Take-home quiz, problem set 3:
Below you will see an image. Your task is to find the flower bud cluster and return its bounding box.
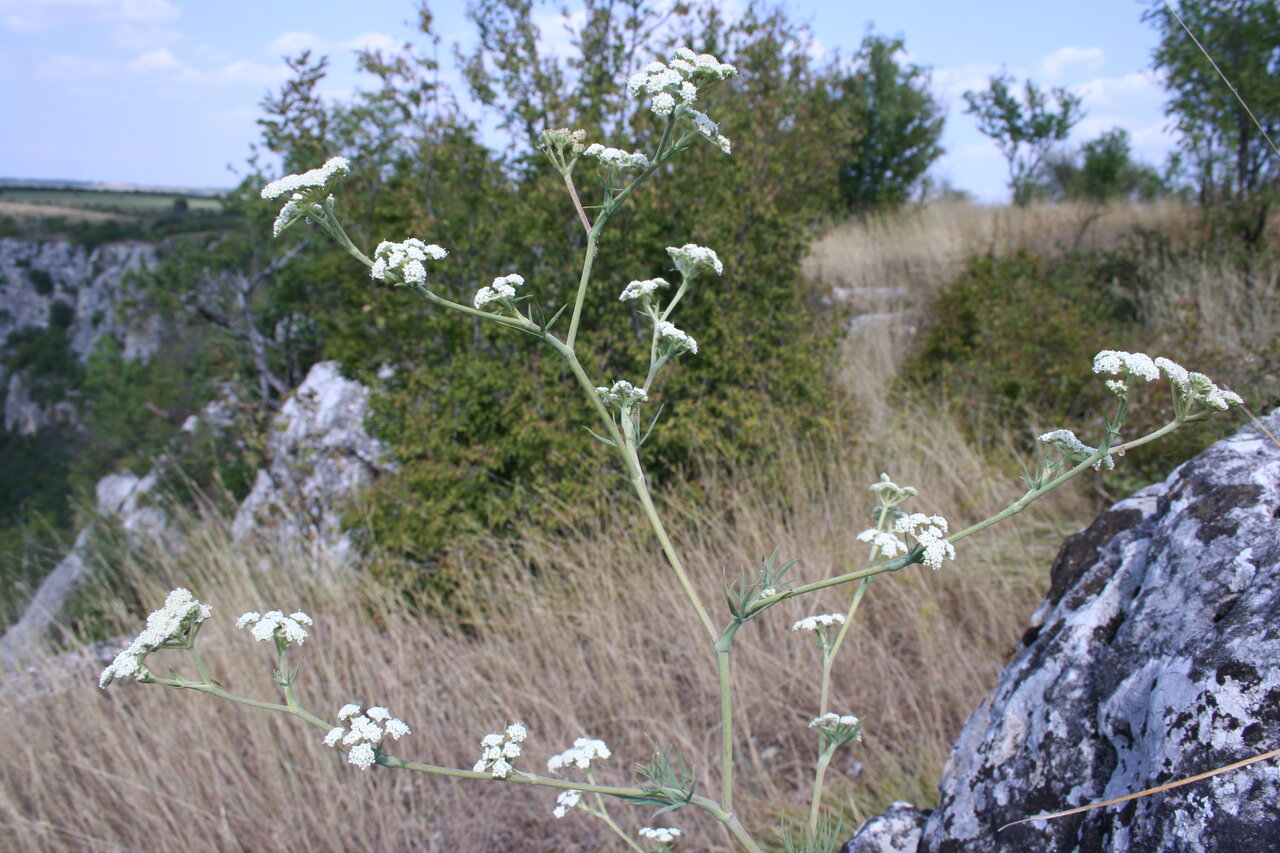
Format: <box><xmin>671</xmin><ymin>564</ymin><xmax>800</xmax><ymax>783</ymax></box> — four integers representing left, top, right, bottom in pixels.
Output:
<box><xmin>474</xmin><ymin>721</ymin><xmax>528</xmax><ymax>778</ymax></box>
<box><xmin>323</xmin><ymin>703</ymin><xmax>411</xmax><ymax>770</ymax></box>
<box><xmin>1094</xmin><ymin>350</ymin><xmax>1242</xmax><ymax>418</ymax></box>
<box><xmin>868</xmin><ymin>473</ymin><xmax>917</xmax><ymax>507</ymax></box>
<box><xmin>809</xmin><ymin>712</ymin><xmax>864</xmax><ymax>746</ymax></box>
<box><xmin>260</xmin><ymin>157</ymin><xmax>351</xmax><ymax>237</ymax></box>
<box><xmin>619</xmin><ymin>278</ymin><xmax>669</xmax><ymax>303</ymax></box>
<box><xmin>1039</xmin><ymin>428</ymin><xmax>1114</xmax><ymax>471</ymax></box>
<box><xmin>369</xmin><ymin>239</ymin><xmax>449</xmax><ymax>286</ymax></box>
<box><xmin>639</xmin><ymin>826</ymin><xmax>682</xmax><ymax>844</ymax></box>
<box><xmin>552</xmin><ymin>788</ymin><xmax>583</xmax><ymax>818</ymax></box>
<box><xmin>596</xmin><ymin>380</ymin><xmax>648</xmax><ymax>411</ymax></box>
<box><xmin>855</xmin><ymin>528</ymin><xmax>909</xmax><ymax>558</ymax></box>
<box><xmin>894</xmin><ymin>513</ymin><xmax>955</xmax><ymax>570</ymax></box>
<box><xmin>474</xmin><ymin>273</ymin><xmax>526</xmax><ymax>310</ymax></box>
<box><xmin>656</xmin><ymin>320</ymin><xmax>698</xmax><ymax>355</ymax></box>
<box><xmin>540</xmin><ymin>127</ymin><xmax>587</xmax><ymax>157</ymax></box>
<box><xmin>666</xmin><ymin>243</ymin><xmax>723</xmax><ymax>280</ymax></box>
<box><xmin>235</xmin><ymin>609</ymin><xmax>313</xmax><ymax>646</ymax></box>
<box><xmin>547</xmin><ymin>737</ymin><xmax>612</xmax><ymax>772</ymax></box>
<box><xmin>583</xmin><ymin>143</ymin><xmax>651</xmax><ymax>171</ymax></box>
<box><xmin>99</xmin><ymin>588</ymin><xmax>212</xmax><ymax>688</ymax></box>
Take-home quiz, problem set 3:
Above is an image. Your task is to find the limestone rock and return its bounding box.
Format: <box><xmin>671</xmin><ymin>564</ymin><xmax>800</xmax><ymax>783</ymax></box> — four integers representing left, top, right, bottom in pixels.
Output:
<box><xmin>232</xmin><ymin>361</ymin><xmax>393</xmax><ymax>569</ymax></box>
<box><xmin>847</xmin><ymin>410</ymin><xmax>1280</xmax><ymax>852</ymax></box>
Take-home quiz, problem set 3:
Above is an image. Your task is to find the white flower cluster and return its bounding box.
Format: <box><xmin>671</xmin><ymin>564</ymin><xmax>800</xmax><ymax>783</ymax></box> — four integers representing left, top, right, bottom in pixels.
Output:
<box><xmin>792</xmin><ymin>613</ymin><xmax>845</xmax><ymax>632</ymax></box>
<box><xmin>809</xmin><ymin>712</ymin><xmax>860</xmax><ymax>730</ymax></box>
<box><xmin>583</xmin><ymin>143</ymin><xmax>651</xmax><ymax>171</ymax></box>
<box><xmin>894</xmin><ymin>513</ymin><xmax>955</xmax><ymax>570</ymax></box>
<box><xmin>1154</xmin><ymin>356</ymin><xmax>1242</xmax><ymax>412</ymax></box>
<box><xmin>596</xmin><ymin>379</ymin><xmax>648</xmax><ymax>409</ymax></box>
<box><xmin>619</xmin><ymin>277</ymin><xmax>669</xmax><ymax>302</ymax></box>
<box><xmin>656</xmin><ymin>320</ymin><xmax>698</xmax><ymax>355</ymax></box>
<box><xmin>855</xmin><ymin>528</ymin><xmax>909</xmax><ymax>558</ymax></box>
<box><xmin>261</xmin><ymin>157</ymin><xmax>351</xmax><ymax>201</ymax></box>
<box><xmin>639</xmin><ymin>826</ymin><xmax>682</xmax><ymax>844</ymax></box>
<box><xmin>323</xmin><ymin>703</ymin><xmax>411</xmax><ymax>770</ymax></box>
<box><xmin>868</xmin><ymin>473</ymin><xmax>917</xmax><ymax>506</ymax></box>
<box><xmin>260</xmin><ymin>157</ymin><xmax>351</xmax><ymax>237</ymax></box>
<box><xmin>99</xmin><ymin>589</ymin><xmax>212</xmax><ymax>688</ymax></box>
<box><xmin>541</xmin><ymin>127</ymin><xmax>587</xmax><ymax>156</ymax></box>
<box><xmin>1093</xmin><ymin>349</ymin><xmax>1160</xmax><ymax>381</ymax></box>
<box><xmin>667</xmin><ymin>243</ymin><xmax>723</xmax><ymax>280</ymax></box>
<box><xmin>1039</xmin><ymin>428</ymin><xmax>1114</xmax><ymax>471</ymax></box>
<box><xmin>474</xmin><ymin>721</ymin><xmax>528</xmax><ymax>778</ymax></box>
<box><xmin>235</xmin><ymin>609</ymin><xmax>313</xmax><ymax>645</ymax></box>
<box><xmin>474</xmin><ymin>273</ymin><xmax>526</xmax><ymax>310</ymax></box>
<box><xmin>626</xmin><ymin>48</ymin><xmax>736</xmax><ymax>152</ymax></box>
<box><xmin>369</xmin><ymin>238</ymin><xmax>449</xmax><ymax>286</ymax></box>
<box><xmin>552</xmin><ymin>788</ymin><xmax>582</xmax><ymax>819</ymax></box>
<box><xmin>547</xmin><ymin>737</ymin><xmax>612</xmax><ymax>772</ymax></box>
<box><xmin>684</xmin><ymin>108</ymin><xmax>732</xmax><ymax>154</ymax></box>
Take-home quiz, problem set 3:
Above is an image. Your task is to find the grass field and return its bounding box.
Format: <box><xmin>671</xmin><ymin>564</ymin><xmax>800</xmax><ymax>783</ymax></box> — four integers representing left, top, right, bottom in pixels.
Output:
<box><xmin>0</xmin><ymin>200</ymin><xmax>1271</xmax><ymax>852</ymax></box>
<box><xmin>0</xmin><ymin>187</ymin><xmax>224</xmax><ymax>218</ymax></box>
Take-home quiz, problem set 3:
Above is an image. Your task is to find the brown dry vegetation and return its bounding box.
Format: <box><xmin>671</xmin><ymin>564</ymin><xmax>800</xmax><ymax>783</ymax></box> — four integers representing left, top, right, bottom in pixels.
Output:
<box><xmin>2</xmin><ymin>200</ymin><xmax>1270</xmax><ymax>852</ymax></box>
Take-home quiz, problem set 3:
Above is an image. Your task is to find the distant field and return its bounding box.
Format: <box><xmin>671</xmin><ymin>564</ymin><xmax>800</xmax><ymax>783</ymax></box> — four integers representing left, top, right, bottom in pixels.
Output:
<box><xmin>0</xmin><ymin>187</ymin><xmax>223</xmax><ymax>217</ymax></box>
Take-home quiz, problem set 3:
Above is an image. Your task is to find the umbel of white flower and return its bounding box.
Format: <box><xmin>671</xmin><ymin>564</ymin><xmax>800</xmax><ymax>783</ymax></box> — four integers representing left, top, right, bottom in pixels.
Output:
<box><xmin>474</xmin><ymin>721</ymin><xmax>528</xmax><ymax>778</ymax></box>
<box><xmin>639</xmin><ymin>826</ymin><xmax>683</xmax><ymax>844</ymax></box>
<box><xmin>1092</xmin><ymin>350</ymin><xmax>1242</xmax><ymax>415</ymax></box>
<box><xmin>547</xmin><ymin>737</ymin><xmax>612</xmax><ymax>773</ymax></box>
<box><xmin>99</xmin><ymin>588</ymin><xmax>212</xmax><ymax>687</ymax></box>
<box><xmin>583</xmin><ymin>143</ymin><xmax>651</xmax><ymax>171</ymax></box>
<box><xmin>596</xmin><ymin>379</ymin><xmax>648</xmax><ymax>411</ymax></box>
<box><xmin>656</xmin><ymin>320</ymin><xmax>698</xmax><ymax>355</ymax></box>
<box><xmin>894</xmin><ymin>512</ymin><xmax>956</xmax><ymax>570</ymax></box>
<box><xmin>1039</xmin><ymin>428</ymin><xmax>1115</xmax><ymax>471</ymax></box>
<box><xmin>260</xmin><ymin>156</ymin><xmax>350</xmax><ymax>237</ymax></box>
<box><xmin>323</xmin><ymin>703</ymin><xmax>412</xmax><ymax>770</ymax></box>
<box><xmin>619</xmin><ymin>277</ymin><xmax>669</xmax><ymax>303</ymax></box>
<box><xmin>792</xmin><ymin>613</ymin><xmax>845</xmax><ymax>633</ymax></box>
<box><xmin>369</xmin><ymin>239</ymin><xmax>449</xmax><ymax>287</ymax></box>
<box><xmin>667</xmin><ymin>243</ymin><xmax>723</xmax><ymax>281</ymax></box>
<box><xmin>235</xmin><ymin>609</ymin><xmax>313</xmax><ymax>645</ymax></box>
<box><xmin>474</xmin><ymin>273</ymin><xmax>526</xmax><ymax>310</ymax></box>
<box><xmin>552</xmin><ymin>788</ymin><xmax>583</xmax><ymax>819</ymax></box>
<box><xmin>627</xmin><ymin>48</ymin><xmax>737</xmax><ymax>153</ymax></box>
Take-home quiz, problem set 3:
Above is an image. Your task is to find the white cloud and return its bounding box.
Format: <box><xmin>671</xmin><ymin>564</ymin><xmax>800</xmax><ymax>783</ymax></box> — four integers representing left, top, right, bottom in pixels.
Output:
<box><xmin>35</xmin><ymin>53</ymin><xmax>119</xmax><ymax>81</ymax></box>
<box><xmin>216</xmin><ymin>59</ymin><xmax>289</xmax><ymax>86</ymax></box>
<box><xmin>1040</xmin><ymin>46</ymin><xmax>1105</xmax><ymax>81</ymax></box>
<box><xmin>1</xmin><ymin>0</ymin><xmax>180</xmax><ymax>46</ymax></box>
<box><xmin>267</xmin><ymin>31</ymin><xmax>325</xmax><ymax>58</ymax></box>
<box><xmin>931</xmin><ymin>62</ymin><xmax>1006</xmax><ymax>102</ymax></box>
<box><xmin>1070</xmin><ymin>70</ymin><xmax>1164</xmax><ymax>110</ymax></box>
<box><xmin>344</xmin><ymin>32</ymin><xmax>402</xmax><ymax>56</ymax></box>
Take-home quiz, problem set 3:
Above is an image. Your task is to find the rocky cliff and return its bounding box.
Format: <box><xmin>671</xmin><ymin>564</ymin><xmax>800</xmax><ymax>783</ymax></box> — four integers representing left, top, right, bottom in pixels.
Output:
<box><xmin>845</xmin><ymin>409</ymin><xmax>1280</xmax><ymax>852</ymax></box>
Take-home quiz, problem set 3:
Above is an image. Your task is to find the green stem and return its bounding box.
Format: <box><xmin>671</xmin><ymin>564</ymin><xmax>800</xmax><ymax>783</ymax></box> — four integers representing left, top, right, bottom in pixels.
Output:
<box><xmin>589</xmin><ymin>804</ymin><xmax>646</xmax><ymax>853</ymax></box>
<box><xmin>565</xmin><ymin>228</ymin><xmax>600</xmax><ymax>351</ymax></box>
<box><xmin>148</xmin><ymin>675</ymin><xmax>332</xmax><ymax>730</ymax></box>
<box><xmin>716</xmin><ymin>625</ymin><xmax>740</xmax><ymax>812</ymax></box>
<box><xmin>808</xmin><ymin>749</ymin><xmax>834</xmax><ymax>833</ymax></box>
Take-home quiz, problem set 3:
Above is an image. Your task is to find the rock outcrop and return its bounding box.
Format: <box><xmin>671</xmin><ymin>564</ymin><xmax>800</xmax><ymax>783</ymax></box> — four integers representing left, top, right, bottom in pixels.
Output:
<box><xmin>845</xmin><ymin>410</ymin><xmax>1280</xmax><ymax>853</ymax></box>
<box><xmin>232</xmin><ymin>360</ymin><xmax>393</xmax><ymax>570</ymax></box>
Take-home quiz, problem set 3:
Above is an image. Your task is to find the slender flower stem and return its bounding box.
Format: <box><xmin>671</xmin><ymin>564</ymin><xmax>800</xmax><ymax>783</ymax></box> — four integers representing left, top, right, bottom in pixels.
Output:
<box><xmin>808</xmin><ymin>749</ymin><xmax>834</xmax><ymax>833</ymax></box>
<box><xmin>565</xmin><ymin>228</ymin><xmax>600</xmax><ymax>350</ymax></box>
<box><xmin>563</xmin><ymin>172</ymin><xmax>592</xmax><ymax>236</ymax></box>
<box><xmin>716</xmin><ymin>625</ymin><xmax>741</xmax><ymax>812</ymax></box>
<box><xmin>588</xmin><ymin>804</ymin><xmax>647</xmax><ymax>853</ymax></box>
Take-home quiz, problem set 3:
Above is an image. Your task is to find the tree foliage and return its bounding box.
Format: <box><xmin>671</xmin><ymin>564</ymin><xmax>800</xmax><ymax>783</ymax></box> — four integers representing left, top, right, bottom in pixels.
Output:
<box><xmin>1145</xmin><ymin>0</ymin><xmax>1280</xmax><ymax>246</ymax></box>
<box><xmin>963</xmin><ymin>72</ymin><xmax>1084</xmax><ymax>206</ymax></box>
<box><xmin>832</xmin><ymin>32</ymin><xmax>945</xmax><ymax>214</ymax></box>
<box><xmin>1040</xmin><ymin>127</ymin><xmax>1171</xmax><ymax>203</ymax></box>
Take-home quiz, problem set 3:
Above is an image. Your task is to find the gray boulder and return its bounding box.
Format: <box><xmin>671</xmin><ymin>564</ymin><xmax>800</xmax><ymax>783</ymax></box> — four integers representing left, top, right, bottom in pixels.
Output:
<box><xmin>846</xmin><ymin>409</ymin><xmax>1280</xmax><ymax>852</ymax></box>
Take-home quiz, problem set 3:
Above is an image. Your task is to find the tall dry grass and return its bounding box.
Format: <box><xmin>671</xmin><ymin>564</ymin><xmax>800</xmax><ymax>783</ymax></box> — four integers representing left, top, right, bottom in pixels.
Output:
<box><xmin>14</xmin><ymin>198</ymin><xmax>1267</xmax><ymax>852</ymax></box>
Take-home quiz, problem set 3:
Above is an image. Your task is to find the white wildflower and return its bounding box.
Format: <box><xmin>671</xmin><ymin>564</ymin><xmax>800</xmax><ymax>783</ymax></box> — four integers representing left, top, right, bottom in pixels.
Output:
<box><xmin>596</xmin><ymin>380</ymin><xmax>648</xmax><ymax>409</ymax></box>
<box><xmin>760</xmin><ymin>587</ymin><xmax>780</xmax><ymax>598</ymax></box>
<box><xmin>347</xmin><ymin>742</ymin><xmax>376</xmax><ymax>770</ymax></box>
<box><xmin>656</xmin><ymin>320</ymin><xmax>698</xmax><ymax>355</ymax></box>
<box><xmin>237</xmin><ymin>609</ymin><xmax>311</xmax><ymax>646</ymax></box>
<box><xmin>868</xmin><ymin>473</ymin><xmax>917</xmax><ymax>505</ymax></box>
<box><xmin>547</xmin><ymin>737</ymin><xmax>612</xmax><ymax>773</ymax></box>
<box><xmin>639</xmin><ymin>826</ymin><xmax>682</xmax><ymax>843</ymax></box>
<box><xmin>261</xmin><ymin>156</ymin><xmax>350</xmax><ymax>201</ymax></box>
<box><xmin>1093</xmin><ymin>350</ymin><xmax>1159</xmax><ymax>382</ymax></box>
<box><xmin>369</xmin><ymin>238</ymin><xmax>448</xmax><ymax>286</ymax></box>
<box><xmin>323</xmin><ymin>701</ymin><xmax>409</xmax><ymax>770</ymax></box>
<box><xmin>1039</xmin><ymin>428</ymin><xmax>1113</xmax><ymax>471</ymax></box>
<box><xmin>99</xmin><ymin>588</ymin><xmax>212</xmax><ymax>687</ymax></box>
<box><xmin>1155</xmin><ymin>356</ymin><xmax>1243</xmax><ymax>414</ymax></box>
<box><xmin>792</xmin><ymin>613</ymin><xmax>846</xmax><ymax>632</ymax></box>
<box><xmin>667</xmin><ymin>243</ymin><xmax>723</xmax><ymax>280</ymax></box>
<box><xmin>582</xmin><ymin>143</ymin><xmax>651</xmax><ymax>170</ymax></box>
<box><xmin>856</xmin><ymin>529</ymin><xmax>909</xmax><ymax>558</ymax></box>
<box><xmin>476</xmin><ymin>722</ymin><xmax>528</xmax><ymax>778</ymax></box>
<box><xmin>474</xmin><ymin>273</ymin><xmax>526</xmax><ymax>310</ymax></box>
<box><xmin>620</xmin><ymin>278</ymin><xmax>670</xmax><ymax>302</ymax></box>
<box><xmin>553</xmin><ymin>788</ymin><xmax>583</xmax><ymax>818</ymax></box>
<box><xmin>809</xmin><ymin>712</ymin><xmax>860</xmax><ymax>729</ymax></box>
<box><xmin>324</xmin><ymin>727</ymin><xmax>344</xmax><ymax>747</ymax></box>
<box><xmin>338</xmin><ymin>704</ymin><xmax>361</xmax><ymax>721</ymax></box>
<box><xmin>894</xmin><ymin>513</ymin><xmax>955</xmax><ymax>570</ymax></box>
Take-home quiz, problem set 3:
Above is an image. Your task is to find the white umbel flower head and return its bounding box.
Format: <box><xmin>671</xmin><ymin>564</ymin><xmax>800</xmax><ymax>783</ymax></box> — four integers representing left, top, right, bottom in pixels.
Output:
<box><xmin>98</xmin><ymin>588</ymin><xmax>213</xmax><ymax>687</ymax></box>
<box><xmin>369</xmin><ymin>238</ymin><xmax>449</xmax><ymax>287</ymax></box>
<box><xmin>868</xmin><ymin>473</ymin><xmax>917</xmax><ymax>506</ymax></box>
<box><xmin>666</xmin><ymin>243</ymin><xmax>723</xmax><ymax>280</ymax></box>
<box><xmin>553</xmin><ymin>788</ymin><xmax>583</xmax><ymax>818</ymax></box>
<box><xmin>236</xmin><ymin>609</ymin><xmax>312</xmax><ymax>646</ymax></box>
<box><xmin>474</xmin><ymin>273</ymin><xmax>526</xmax><ymax>310</ymax></box>
<box><xmin>894</xmin><ymin>513</ymin><xmax>956</xmax><ymax>570</ymax></box>
<box><xmin>639</xmin><ymin>826</ymin><xmax>683</xmax><ymax>844</ymax></box>
<box><xmin>547</xmin><ymin>737</ymin><xmax>612</xmax><ymax>773</ymax></box>
<box><xmin>656</xmin><ymin>320</ymin><xmax>698</xmax><ymax>355</ymax></box>
<box><xmin>626</xmin><ymin>48</ymin><xmax>736</xmax><ymax>153</ymax></box>
<box><xmin>856</xmin><ymin>529</ymin><xmax>909</xmax><ymax>558</ymax></box>
<box><xmin>322</xmin><ymin>701</ymin><xmax>411</xmax><ymax>770</ymax></box>
<box><xmin>583</xmin><ymin>143</ymin><xmax>651</xmax><ymax>171</ymax></box>
<box><xmin>792</xmin><ymin>613</ymin><xmax>846</xmax><ymax>632</ymax></box>
<box><xmin>260</xmin><ymin>157</ymin><xmax>351</xmax><ymax>237</ymax></box>
<box><xmin>808</xmin><ymin>712</ymin><xmax>864</xmax><ymax>746</ymax></box>
<box><xmin>1039</xmin><ymin>428</ymin><xmax>1114</xmax><ymax>471</ymax></box>
<box><xmin>1093</xmin><ymin>350</ymin><xmax>1160</xmax><ymax>382</ymax></box>
<box><xmin>596</xmin><ymin>380</ymin><xmax>648</xmax><ymax>410</ymax></box>
<box><xmin>474</xmin><ymin>722</ymin><xmax>528</xmax><ymax>778</ymax></box>
<box><xmin>1154</xmin><ymin>356</ymin><xmax>1243</xmax><ymax>417</ymax></box>
<box><xmin>620</xmin><ymin>277</ymin><xmax>670</xmax><ymax>302</ymax></box>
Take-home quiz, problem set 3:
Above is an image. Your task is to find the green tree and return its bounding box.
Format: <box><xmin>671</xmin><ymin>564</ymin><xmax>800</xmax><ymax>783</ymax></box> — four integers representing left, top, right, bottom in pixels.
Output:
<box><xmin>1041</xmin><ymin>127</ymin><xmax>1170</xmax><ymax>203</ymax></box>
<box><xmin>832</xmin><ymin>32</ymin><xmax>945</xmax><ymax>214</ymax></box>
<box><xmin>963</xmin><ymin>72</ymin><xmax>1084</xmax><ymax>206</ymax></box>
<box><xmin>1145</xmin><ymin>0</ymin><xmax>1280</xmax><ymax>246</ymax></box>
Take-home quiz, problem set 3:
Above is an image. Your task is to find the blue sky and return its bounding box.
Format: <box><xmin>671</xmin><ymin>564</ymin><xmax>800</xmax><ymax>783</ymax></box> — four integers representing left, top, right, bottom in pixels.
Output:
<box><xmin>0</xmin><ymin>0</ymin><xmax>1174</xmax><ymax>202</ymax></box>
